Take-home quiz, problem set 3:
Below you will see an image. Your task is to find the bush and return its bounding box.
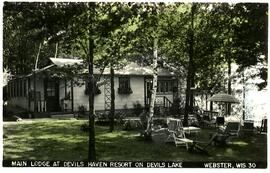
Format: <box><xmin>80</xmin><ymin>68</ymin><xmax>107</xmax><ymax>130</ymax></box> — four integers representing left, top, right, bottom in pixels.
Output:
<box><xmin>95</xmin><ymin>112</ymin><xmax>110</xmax><ymax>126</ymax></box>
<box><xmin>153</xmin><ymin>119</ymin><xmax>168</xmax><ymax>128</ymax></box>
<box><xmin>95</xmin><ymin>120</ymin><xmax>112</xmax><ymax>126</ymax></box>
<box><xmin>170</xmin><ymin>98</ymin><xmax>181</xmax><ymax>115</ymax></box>
<box><xmin>115</xmin><ymin>111</ymin><xmax>126</xmax><ymax>126</ymax></box>
<box><xmin>133</xmin><ymin>101</ymin><xmax>143</xmax><ymax>116</ymax></box>
<box><xmin>78</xmin><ymin>105</ymin><xmax>86</xmax><ymax>117</ymax></box>
<box><xmin>80</xmin><ymin>123</ymin><xmax>90</xmax><ymax>132</ymax></box>
<box><xmin>139</xmin><ymin>111</ymin><xmax>148</xmax><ymax>130</ymax></box>
<box><xmin>122</xmin><ymin>119</ymin><xmax>143</xmax><ymax>131</ymax></box>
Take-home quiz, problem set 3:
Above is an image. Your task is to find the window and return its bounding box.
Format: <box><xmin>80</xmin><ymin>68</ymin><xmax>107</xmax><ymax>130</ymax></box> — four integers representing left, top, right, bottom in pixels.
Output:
<box><xmin>157</xmin><ymin>80</ymin><xmax>173</xmax><ymax>94</ymax></box>
<box><xmin>118</xmin><ymin>76</ymin><xmax>132</xmax><ymax>94</ymax></box>
<box><xmin>85</xmin><ymin>80</ymin><xmax>101</xmax><ymax>95</ymax></box>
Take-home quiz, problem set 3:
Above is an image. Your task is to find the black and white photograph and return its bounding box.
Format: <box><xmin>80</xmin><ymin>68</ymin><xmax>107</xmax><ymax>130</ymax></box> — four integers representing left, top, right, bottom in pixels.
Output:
<box><xmin>1</xmin><ymin>0</ymin><xmax>268</xmax><ymax>169</ymax></box>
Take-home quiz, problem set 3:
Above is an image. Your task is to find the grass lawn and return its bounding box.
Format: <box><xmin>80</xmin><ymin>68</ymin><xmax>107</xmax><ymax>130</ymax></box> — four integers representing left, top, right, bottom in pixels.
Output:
<box><xmin>3</xmin><ymin>119</ymin><xmax>267</xmax><ymax>162</ymax></box>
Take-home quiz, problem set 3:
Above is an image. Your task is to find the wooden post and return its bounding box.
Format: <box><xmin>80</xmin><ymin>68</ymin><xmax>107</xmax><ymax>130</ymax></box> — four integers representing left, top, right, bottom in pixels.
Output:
<box><xmin>33</xmin><ymin>72</ymin><xmax>37</xmax><ymax>117</ymax></box>
<box><xmin>242</xmin><ymin>70</ymin><xmax>246</xmax><ymax>121</ymax></box>
<box><xmin>205</xmin><ymin>94</ymin><xmax>208</xmax><ymax>111</ymax></box>
<box><xmin>28</xmin><ymin>77</ymin><xmax>31</xmax><ymax>112</ymax></box>
<box><xmin>71</xmin><ymin>79</ymin><xmax>74</xmax><ymax>112</ymax></box>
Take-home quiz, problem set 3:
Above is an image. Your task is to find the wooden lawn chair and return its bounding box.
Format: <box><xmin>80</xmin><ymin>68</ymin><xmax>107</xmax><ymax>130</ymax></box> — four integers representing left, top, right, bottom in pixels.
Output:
<box><xmin>260</xmin><ymin>119</ymin><xmax>267</xmax><ymax>134</ymax></box>
<box><xmin>204</xmin><ymin>122</ymin><xmax>241</xmax><ymax>148</ymax></box>
<box><xmin>242</xmin><ymin>121</ymin><xmax>254</xmax><ymax>135</ymax></box>
<box><xmin>166</xmin><ymin>118</ymin><xmax>207</xmax><ymax>154</ymax></box>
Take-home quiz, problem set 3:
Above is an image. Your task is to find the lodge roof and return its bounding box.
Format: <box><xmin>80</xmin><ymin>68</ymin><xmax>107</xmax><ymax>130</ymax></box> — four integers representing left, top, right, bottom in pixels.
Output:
<box><xmin>10</xmin><ymin>58</ymin><xmax>175</xmax><ymax>80</ymax></box>
<box><xmin>51</xmin><ymin>58</ymin><xmax>175</xmax><ymax>76</ymax></box>
<box><xmin>92</xmin><ymin>62</ymin><xmax>175</xmax><ymax>76</ymax></box>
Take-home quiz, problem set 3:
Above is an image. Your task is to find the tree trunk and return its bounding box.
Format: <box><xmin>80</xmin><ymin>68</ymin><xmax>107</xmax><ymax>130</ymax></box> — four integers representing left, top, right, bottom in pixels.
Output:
<box><xmin>88</xmin><ymin>35</ymin><xmax>96</xmax><ymax>161</ymax></box>
<box><xmin>184</xmin><ymin>71</ymin><xmax>191</xmax><ymax>126</ymax></box>
<box><xmin>109</xmin><ymin>65</ymin><xmax>115</xmax><ymax>132</ymax></box>
<box><xmin>242</xmin><ymin>69</ymin><xmax>246</xmax><ymax>120</ymax></box>
<box><xmin>190</xmin><ymin>69</ymin><xmax>195</xmax><ymax>111</ymax></box>
<box><xmin>184</xmin><ymin>4</ymin><xmax>195</xmax><ymax>126</ymax></box>
<box><xmin>87</xmin><ymin>2</ymin><xmax>96</xmax><ymax>160</ymax></box>
<box><xmin>145</xmin><ymin>38</ymin><xmax>158</xmax><ymax>137</ymax></box>
<box><xmin>227</xmin><ymin>55</ymin><xmax>232</xmax><ymax>115</ymax></box>
<box><xmin>33</xmin><ymin>42</ymin><xmax>42</xmax><ymax>117</ymax></box>
<box><xmin>87</xmin><ymin>2</ymin><xmax>96</xmax><ymax>161</ymax></box>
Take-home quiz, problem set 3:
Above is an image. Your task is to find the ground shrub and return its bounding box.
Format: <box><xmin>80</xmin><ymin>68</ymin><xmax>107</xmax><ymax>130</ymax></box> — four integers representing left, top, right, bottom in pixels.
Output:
<box><xmin>132</xmin><ymin>101</ymin><xmax>143</xmax><ymax>116</ymax></box>
<box><xmin>122</xmin><ymin>120</ymin><xmax>143</xmax><ymax>131</ymax></box>
<box><xmin>80</xmin><ymin>123</ymin><xmax>90</xmax><ymax>132</ymax></box>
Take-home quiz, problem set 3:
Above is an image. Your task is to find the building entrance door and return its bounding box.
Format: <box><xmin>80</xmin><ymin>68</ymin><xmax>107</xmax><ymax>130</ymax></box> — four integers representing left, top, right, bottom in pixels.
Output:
<box><xmin>44</xmin><ymin>78</ymin><xmax>60</xmax><ymax>112</ymax></box>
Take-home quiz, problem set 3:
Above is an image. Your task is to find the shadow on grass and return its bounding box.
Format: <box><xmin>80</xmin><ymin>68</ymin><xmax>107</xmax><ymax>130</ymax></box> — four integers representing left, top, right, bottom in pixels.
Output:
<box><xmin>4</xmin><ymin>120</ymin><xmax>89</xmax><ymax>160</ymax></box>
<box><xmin>3</xmin><ymin>120</ymin><xmax>267</xmax><ymax>162</ymax></box>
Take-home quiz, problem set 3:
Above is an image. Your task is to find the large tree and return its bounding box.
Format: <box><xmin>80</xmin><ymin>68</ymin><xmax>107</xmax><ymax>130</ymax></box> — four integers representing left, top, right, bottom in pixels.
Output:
<box><xmin>233</xmin><ymin>3</ymin><xmax>268</xmax><ymax>90</ymax></box>
<box><xmin>3</xmin><ymin>1</ymin><xmax>141</xmax><ymax>160</ymax></box>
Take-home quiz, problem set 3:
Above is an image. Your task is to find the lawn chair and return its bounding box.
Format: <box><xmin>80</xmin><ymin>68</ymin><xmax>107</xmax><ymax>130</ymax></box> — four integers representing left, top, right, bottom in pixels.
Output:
<box><xmin>216</xmin><ymin>117</ymin><xmax>225</xmax><ymax>127</ymax></box>
<box><xmin>222</xmin><ymin>122</ymin><xmax>241</xmax><ymax>136</ymax></box>
<box><xmin>165</xmin><ymin>118</ymin><xmax>208</xmax><ymax>154</ymax></box>
<box><xmin>165</xmin><ymin>118</ymin><xmax>192</xmax><ymax>149</ymax></box>
<box><xmin>242</xmin><ymin>121</ymin><xmax>254</xmax><ymax>135</ymax></box>
<box><xmin>206</xmin><ymin>122</ymin><xmax>241</xmax><ymax>147</ymax></box>
<box><xmin>260</xmin><ymin>119</ymin><xmax>267</xmax><ymax>134</ymax></box>
<box><xmin>201</xmin><ymin>111</ymin><xmax>218</xmax><ymax>127</ymax></box>
<box><xmin>165</xmin><ymin>118</ymin><xmax>182</xmax><ymax>142</ymax></box>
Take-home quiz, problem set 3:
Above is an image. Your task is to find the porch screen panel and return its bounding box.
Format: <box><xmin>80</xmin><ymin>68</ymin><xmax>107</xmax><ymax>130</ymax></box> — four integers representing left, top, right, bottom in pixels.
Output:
<box><xmin>12</xmin><ymin>81</ymin><xmax>14</xmax><ymax>97</ymax></box>
<box><xmin>16</xmin><ymin>80</ymin><xmax>19</xmax><ymax>97</ymax></box>
<box><xmin>19</xmin><ymin>80</ymin><xmax>22</xmax><ymax>97</ymax></box>
<box><xmin>23</xmin><ymin>80</ymin><xmax>27</xmax><ymax>97</ymax></box>
<box><xmin>47</xmin><ymin>81</ymin><xmax>56</xmax><ymax>96</ymax></box>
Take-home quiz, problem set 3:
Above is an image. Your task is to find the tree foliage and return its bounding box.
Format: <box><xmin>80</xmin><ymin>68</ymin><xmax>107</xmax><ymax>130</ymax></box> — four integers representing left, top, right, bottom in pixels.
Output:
<box><xmin>3</xmin><ymin>2</ymin><xmax>268</xmax><ymax>143</ymax></box>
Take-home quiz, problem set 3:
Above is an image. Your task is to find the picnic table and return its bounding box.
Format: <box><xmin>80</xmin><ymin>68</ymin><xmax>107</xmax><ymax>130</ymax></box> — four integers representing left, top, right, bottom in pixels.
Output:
<box><xmin>183</xmin><ymin>126</ymin><xmax>201</xmax><ymax>134</ymax></box>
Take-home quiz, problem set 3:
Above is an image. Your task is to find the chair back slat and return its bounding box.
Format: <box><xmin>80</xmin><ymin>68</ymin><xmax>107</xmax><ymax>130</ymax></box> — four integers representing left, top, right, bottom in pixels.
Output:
<box><xmin>167</xmin><ymin>118</ymin><xmax>183</xmax><ymax>132</ymax></box>
<box><xmin>216</xmin><ymin>117</ymin><xmax>225</xmax><ymax>126</ymax></box>
<box><xmin>261</xmin><ymin>119</ymin><xmax>267</xmax><ymax>133</ymax></box>
<box><xmin>224</xmin><ymin>122</ymin><xmax>240</xmax><ymax>135</ymax></box>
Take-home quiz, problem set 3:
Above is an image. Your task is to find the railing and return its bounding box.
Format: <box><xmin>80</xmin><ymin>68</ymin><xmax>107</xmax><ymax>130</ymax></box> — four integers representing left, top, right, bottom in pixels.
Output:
<box><xmin>32</xmin><ymin>100</ymin><xmax>46</xmax><ymax>112</ymax></box>
<box><xmin>155</xmin><ymin>96</ymin><xmax>173</xmax><ymax>108</ymax></box>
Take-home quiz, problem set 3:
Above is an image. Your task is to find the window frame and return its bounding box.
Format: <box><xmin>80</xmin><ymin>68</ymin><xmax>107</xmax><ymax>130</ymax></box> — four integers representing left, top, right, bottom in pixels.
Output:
<box><xmin>118</xmin><ymin>76</ymin><xmax>132</xmax><ymax>94</ymax></box>
<box><xmin>156</xmin><ymin>80</ymin><xmax>173</xmax><ymax>94</ymax></box>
